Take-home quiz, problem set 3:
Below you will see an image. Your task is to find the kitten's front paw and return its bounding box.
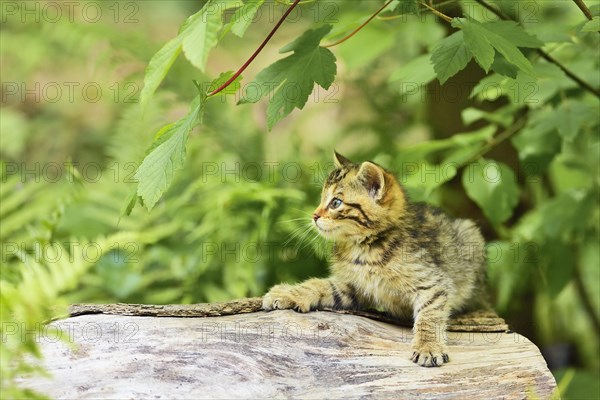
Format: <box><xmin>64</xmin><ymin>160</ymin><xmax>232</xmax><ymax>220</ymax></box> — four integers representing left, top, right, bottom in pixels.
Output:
<box><xmin>262</xmin><ymin>284</ymin><xmax>312</xmax><ymax>313</ymax></box>
<box><xmin>410</xmin><ymin>342</ymin><xmax>449</xmax><ymax>367</ymax></box>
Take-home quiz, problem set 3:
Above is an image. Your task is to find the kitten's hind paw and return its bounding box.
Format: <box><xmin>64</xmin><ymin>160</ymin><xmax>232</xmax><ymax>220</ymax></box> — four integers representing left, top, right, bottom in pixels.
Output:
<box><xmin>410</xmin><ymin>343</ymin><xmax>449</xmax><ymax>367</ymax></box>
<box><xmin>262</xmin><ymin>284</ymin><xmax>312</xmax><ymax>313</ymax></box>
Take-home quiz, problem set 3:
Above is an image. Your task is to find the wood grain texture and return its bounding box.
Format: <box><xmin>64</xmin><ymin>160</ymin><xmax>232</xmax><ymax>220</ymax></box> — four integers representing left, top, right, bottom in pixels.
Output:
<box><xmin>68</xmin><ymin>298</ymin><xmax>265</xmax><ymax>318</ymax></box>
<box><xmin>19</xmin><ymin>309</ymin><xmax>556</xmax><ymax>399</ymax></box>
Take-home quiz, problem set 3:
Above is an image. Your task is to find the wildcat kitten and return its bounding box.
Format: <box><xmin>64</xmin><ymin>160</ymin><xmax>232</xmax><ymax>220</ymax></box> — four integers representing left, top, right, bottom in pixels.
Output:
<box><xmin>263</xmin><ymin>152</ymin><xmax>487</xmax><ymax>367</ymax></box>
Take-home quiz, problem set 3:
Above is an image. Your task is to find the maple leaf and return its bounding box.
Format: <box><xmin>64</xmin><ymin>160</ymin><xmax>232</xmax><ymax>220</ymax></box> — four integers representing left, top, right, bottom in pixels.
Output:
<box><xmin>240</xmin><ymin>25</ymin><xmax>337</xmax><ymax>129</ymax></box>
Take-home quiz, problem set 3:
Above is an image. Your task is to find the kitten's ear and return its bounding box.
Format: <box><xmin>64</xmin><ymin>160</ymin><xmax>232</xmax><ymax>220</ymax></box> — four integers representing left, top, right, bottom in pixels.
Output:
<box><xmin>357</xmin><ymin>162</ymin><xmax>385</xmax><ymax>200</ymax></box>
<box><xmin>333</xmin><ymin>151</ymin><xmax>353</xmax><ymax>168</ymax></box>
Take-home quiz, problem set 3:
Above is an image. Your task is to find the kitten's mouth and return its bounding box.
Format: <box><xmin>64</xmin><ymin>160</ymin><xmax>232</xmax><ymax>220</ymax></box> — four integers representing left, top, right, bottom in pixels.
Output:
<box><xmin>314</xmin><ymin>221</ymin><xmax>337</xmax><ymax>234</ymax></box>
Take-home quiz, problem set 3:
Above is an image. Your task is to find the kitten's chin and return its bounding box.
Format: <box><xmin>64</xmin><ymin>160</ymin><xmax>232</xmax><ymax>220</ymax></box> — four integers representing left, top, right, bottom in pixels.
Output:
<box><xmin>313</xmin><ymin>221</ymin><xmax>339</xmax><ymax>239</ymax></box>
<box><xmin>315</xmin><ymin>226</ymin><xmax>352</xmax><ymax>242</ymax></box>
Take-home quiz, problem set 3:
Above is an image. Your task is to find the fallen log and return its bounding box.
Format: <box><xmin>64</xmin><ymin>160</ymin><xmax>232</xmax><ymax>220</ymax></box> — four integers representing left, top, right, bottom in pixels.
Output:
<box><xmin>17</xmin><ymin>299</ymin><xmax>557</xmax><ymax>399</ymax></box>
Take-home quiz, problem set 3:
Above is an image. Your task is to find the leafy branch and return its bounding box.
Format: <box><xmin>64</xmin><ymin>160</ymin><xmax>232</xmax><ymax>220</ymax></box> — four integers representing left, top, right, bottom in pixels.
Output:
<box><xmin>209</xmin><ymin>0</ymin><xmax>302</xmax><ymax>96</ymax></box>
<box><xmin>132</xmin><ymin>0</ymin><xmax>599</xmax><ymax>213</ymax></box>
<box><xmin>132</xmin><ymin>0</ymin><xmax>332</xmax><ymax>210</ymax></box>
<box><xmin>473</xmin><ymin>0</ymin><xmax>600</xmax><ymax>98</ymax></box>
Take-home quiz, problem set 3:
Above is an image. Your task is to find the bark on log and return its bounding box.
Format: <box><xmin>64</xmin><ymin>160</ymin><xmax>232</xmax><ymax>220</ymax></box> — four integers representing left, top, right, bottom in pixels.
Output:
<box><xmin>17</xmin><ymin>300</ymin><xmax>556</xmax><ymax>399</ymax></box>
<box><xmin>67</xmin><ymin>297</ymin><xmax>509</xmax><ymax>332</ymax></box>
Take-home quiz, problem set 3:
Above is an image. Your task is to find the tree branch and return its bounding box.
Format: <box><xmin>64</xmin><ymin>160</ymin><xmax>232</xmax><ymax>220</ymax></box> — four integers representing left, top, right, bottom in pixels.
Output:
<box><xmin>536</xmin><ymin>52</ymin><xmax>600</xmax><ymax>97</ymax></box>
<box><xmin>421</xmin><ymin>1</ymin><xmax>453</xmax><ymax>23</ymax></box>
<box><xmin>208</xmin><ymin>0</ymin><xmax>302</xmax><ymax>97</ymax></box>
<box><xmin>324</xmin><ymin>0</ymin><xmax>456</xmax><ymax>48</ymax></box>
<box><xmin>473</xmin><ymin>0</ymin><xmax>600</xmax><ymax>99</ymax></box>
<box><xmin>323</xmin><ymin>0</ymin><xmax>395</xmax><ymax>48</ymax></box>
<box><xmin>460</xmin><ymin>116</ymin><xmax>527</xmax><ymax>167</ymax></box>
<box><xmin>377</xmin><ymin>0</ymin><xmax>459</xmax><ymax>21</ymax></box>
<box><xmin>572</xmin><ymin>0</ymin><xmax>594</xmax><ymax>20</ymax></box>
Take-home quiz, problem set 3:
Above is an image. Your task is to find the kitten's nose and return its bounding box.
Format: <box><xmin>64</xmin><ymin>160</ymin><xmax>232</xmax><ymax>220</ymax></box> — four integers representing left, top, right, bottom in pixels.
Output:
<box><xmin>312</xmin><ymin>213</ymin><xmax>320</xmax><ymax>222</ymax></box>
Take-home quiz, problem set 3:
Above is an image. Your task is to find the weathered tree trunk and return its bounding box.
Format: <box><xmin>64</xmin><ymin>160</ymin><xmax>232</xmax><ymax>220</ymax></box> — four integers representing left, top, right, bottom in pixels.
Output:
<box><xmin>17</xmin><ymin>299</ymin><xmax>557</xmax><ymax>399</ymax></box>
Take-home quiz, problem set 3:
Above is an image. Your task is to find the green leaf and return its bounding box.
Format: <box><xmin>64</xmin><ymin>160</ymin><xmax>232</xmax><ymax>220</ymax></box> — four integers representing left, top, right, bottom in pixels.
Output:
<box><xmin>540</xmin><ymin>190</ymin><xmax>595</xmax><ymax>240</ymax></box>
<box><xmin>453</xmin><ymin>18</ymin><xmax>538</xmax><ymax>77</ymax></box>
<box><xmin>581</xmin><ymin>16</ymin><xmax>600</xmax><ymax>32</ymax></box>
<box><xmin>229</xmin><ymin>0</ymin><xmax>265</xmax><ymax>37</ymax></box>
<box><xmin>207</xmin><ymin>71</ymin><xmax>243</xmax><ymax>95</ymax></box>
<box><xmin>441</xmin><ymin>126</ymin><xmax>498</xmax><ymax>165</ymax></box>
<box><xmin>396</xmin><ymin>126</ymin><xmax>497</xmax><ymax>201</ymax></box>
<box><xmin>140</xmin><ymin>35</ymin><xmax>184</xmax><ymax>110</ymax></box>
<box><xmin>460</xmin><ymin>21</ymin><xmax>495</xmax><ymax>72</ymax></box>
<box><xmin>384</xmin><ymin>0</ymin><xmax>402</xmax><ymax>12</ymax></box>
<box><xmin>512</xmin><ymin>107</ymin><xmax>561</xmax><ymax>174</ymax></box>
<box><xmin>487</xmin><ymin>34</ymin><xmax>536</xmax><ymax>77</ymax></box>
<box><xmin>483</xmin><ymin>21</ymin><xmax>544</xmax><ymax>48</ymax></box>
<box><xmin>555</xmin><ymin>100</ymin><xmax>598</xmax><ymax>142</ymax></box>
<box><xmin>472</xmin><ymin>63</ymin><xmax>570</xmax><ymax>106</ymax></box>
<box><xmin>182</xmin><ymin>1</ymin><xmax>237</xmax><ymax>72</ymax></box>
<box><xmin>541</xmin><ymin>241</ymin><xmax>574</xmax><ymax>299</ymax></box>
<box><xmin>134</xmin><ymin>121</ymin><xmax>186</xmax><ymax>210</ymax></box>
<box><xmin>400</xmin><ymin>161</ymin><xmax>458</xmax><ymax>202</ymax></box>
<box><xmin>140</xmin><ymin>1</ymin><xmax>235</xmax><ymax>109</ymax></box>
<box><xmin>147</xmin><ymin>121</ymin><xmax>180</xmax><ymax>153</ymax></box>
<box><xmin>490</xmin><ymin>52</ymin><xmax>519</xmax><ymax>78</ymax></box>
<box><xmin>431</xmin><ymin>30</ymin><xmax>472</xmax><ymax>84</ymax></box>
<box><xmin>239</xmin><ymin>25</ymin><xmax>337</xmax><ymax>129</ymax></box>
<box><xmin>397</xmin><ymin>125</ymin><xmax>496</xmax><ymax>164</ymax></box>
<box><xmin>462</xmin><ymin>159</ymin><xmax>519</xmax><ymax>226</ymax></box>
<box><xmin>470</xmin><ymin>73</ymin><xmax>505</xmax><ymax>101</ymax></box>
<box><xmin>135</xmin><ymin>94</ymin><xmax>207</xmax><ymax>210</ymax></box>
<box><xmin>120</xmin><ymin>189</ymin><xmax>139</xmax><ymax>218</ymax></box>
<box><xmin>462</xmin><ymin>106</ymin><xmax>514</xmax><ymax>127</ymax></box>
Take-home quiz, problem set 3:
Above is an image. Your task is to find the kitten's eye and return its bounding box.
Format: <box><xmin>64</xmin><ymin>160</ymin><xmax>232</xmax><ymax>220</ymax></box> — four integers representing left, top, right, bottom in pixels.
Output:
<box><xmin>329</xmin><ymin>198</ymin><xmax>343</xmax><ymax>209</ymax></box>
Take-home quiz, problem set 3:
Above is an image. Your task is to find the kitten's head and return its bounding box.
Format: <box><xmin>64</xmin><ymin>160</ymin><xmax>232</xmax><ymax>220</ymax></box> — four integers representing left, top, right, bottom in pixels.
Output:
<box><xmin>312</xmin><ymin>152</ymin><xmax>406</xmax><ymax>242</ymax></box>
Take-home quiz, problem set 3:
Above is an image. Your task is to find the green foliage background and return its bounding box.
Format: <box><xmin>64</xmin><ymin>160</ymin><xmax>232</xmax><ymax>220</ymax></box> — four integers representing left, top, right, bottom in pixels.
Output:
<box><xmin>1</xmin><ymin>1</ymin><xmax>599</xmax><ymax>398</ymax></box>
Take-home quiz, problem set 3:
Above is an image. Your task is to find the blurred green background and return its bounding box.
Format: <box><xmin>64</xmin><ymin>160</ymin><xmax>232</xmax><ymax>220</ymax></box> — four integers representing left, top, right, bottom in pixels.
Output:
<box><xmin>1</xmin><ymin>0</ymin><xmax>599</xmax><ymax>398</ymax></box>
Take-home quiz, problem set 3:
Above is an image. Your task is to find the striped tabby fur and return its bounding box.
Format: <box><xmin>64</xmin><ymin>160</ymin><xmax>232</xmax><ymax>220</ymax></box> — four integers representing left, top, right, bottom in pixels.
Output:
<box><xmin>263</xmin><ymin>152</ymin><xmax>487</xmax><ymax>367</ymax></box>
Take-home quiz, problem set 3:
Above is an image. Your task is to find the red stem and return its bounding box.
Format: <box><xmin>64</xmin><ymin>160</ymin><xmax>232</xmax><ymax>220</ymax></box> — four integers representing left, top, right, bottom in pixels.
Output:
<box><xmin>323</xmin><ymin>0</ymin><xmax>394</xmax><ymax>48</ymax></box>
<box><xmin>208</xmin><ymin>0</ymin><xmax>302</xmax><ymax>97</ymax></box>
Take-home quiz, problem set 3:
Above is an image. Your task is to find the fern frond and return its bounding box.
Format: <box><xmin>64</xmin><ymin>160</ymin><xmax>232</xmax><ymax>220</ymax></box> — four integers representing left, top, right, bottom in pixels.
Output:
<box><xmin>0</xmin><ymin>232</ymin><xmax>146</xmax><ymax>398</ymax></box>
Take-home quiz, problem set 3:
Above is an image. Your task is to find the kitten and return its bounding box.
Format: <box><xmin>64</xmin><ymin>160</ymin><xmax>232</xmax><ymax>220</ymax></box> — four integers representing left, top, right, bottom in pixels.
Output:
<box><xmin>263</xmin><ymin>152</ymin><xmax>487</xmax><ymax>367</ymax></box>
